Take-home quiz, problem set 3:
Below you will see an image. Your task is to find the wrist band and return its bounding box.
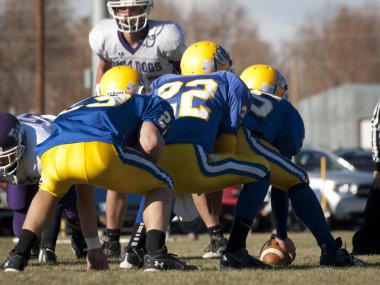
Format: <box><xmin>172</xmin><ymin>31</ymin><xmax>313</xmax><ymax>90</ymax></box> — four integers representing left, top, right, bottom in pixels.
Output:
<box><xmin>85</xmin><ymin>237</ymin><xmax>101</xmax><ymax>250</ymax></box>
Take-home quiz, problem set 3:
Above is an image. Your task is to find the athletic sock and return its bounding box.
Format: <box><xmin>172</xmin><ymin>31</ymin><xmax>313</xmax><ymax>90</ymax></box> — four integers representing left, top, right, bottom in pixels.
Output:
<box><xmin>106</xmin><ymin>228</ymin><xmax>121</xmax><ymax>243</ymax></box>
<box><xmin>127</xmin><ymin>222</ymin><xmax>146</xmax><ymax>248</ymax></box>
<box><xmin>146</xmin><ymin>229</ymin><xmax>166</xmax><ymax>255</ymax></box>
<box><xmin>207</xmin><ymin>225</ymin><xmax>224</xmax><ymax>240</ymax></box>
<box><xmin>14</xmin><ymin>229</ymin><xmax>39</xmax><ymax>256</ymax></box>
<box><xmin>226</xmin><ymin>216</ymin><xmax>253</xmax><ymax>252</ymax></box>
<box><xmin>289</xmin><ymin>184</ymin><xmax>336</xmax><ymax>249</ymax></box>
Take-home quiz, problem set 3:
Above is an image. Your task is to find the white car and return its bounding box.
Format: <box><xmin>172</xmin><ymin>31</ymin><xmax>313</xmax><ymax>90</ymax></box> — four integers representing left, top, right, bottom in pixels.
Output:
<box><xmin>293</xmin><ymin>147</ymin><xmax>372</xmax><ymax>228</ymax></box>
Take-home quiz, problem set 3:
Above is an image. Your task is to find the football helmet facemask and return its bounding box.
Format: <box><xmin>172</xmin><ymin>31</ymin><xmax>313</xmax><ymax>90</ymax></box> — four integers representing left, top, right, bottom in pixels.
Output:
<box><xmin>0</xmin><ymin>113</ymin><xmax>25</xmax><ymax>179</ymax></box>
<box><xmin>180</xmin><ymin>41</ymin><xmax>234</xmax><ymax>75</ymax></box>
<box><xmin>107</xmin><ymin>0</ymin><xmax>153</xmax><ymax>33</ymax></box>
<box><xmin>99</xmin><ymin>66</ymin><xmax>149</xmax><ymax>96</ymax></box>
<box><xmin>240</xmin><ymin>64</ymin><xmax>289</xmax><ymax>99</ymax></box>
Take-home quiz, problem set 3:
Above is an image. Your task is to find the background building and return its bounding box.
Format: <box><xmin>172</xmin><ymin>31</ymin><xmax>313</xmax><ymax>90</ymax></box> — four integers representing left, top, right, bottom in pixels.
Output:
<box><xmin>297</xmin><ymin>83</ymin><xmax>380</xmax><ymax>150</ymax></box>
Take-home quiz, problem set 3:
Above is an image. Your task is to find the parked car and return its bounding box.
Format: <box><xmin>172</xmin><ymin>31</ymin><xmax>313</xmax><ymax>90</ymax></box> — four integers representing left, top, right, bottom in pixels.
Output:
<box><xmin>293</xmin><ymin>147</ymin><xmax>372</xmax><ymax>229</ymax></box>
<box><xmin>334</xmin><ymin>148</ymin><xmax>373</xmax><ymax>172</ymax></box>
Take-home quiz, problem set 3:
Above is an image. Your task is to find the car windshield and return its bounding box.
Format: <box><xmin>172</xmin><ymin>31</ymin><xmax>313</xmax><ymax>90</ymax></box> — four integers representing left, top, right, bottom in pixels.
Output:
<box><xmin>294</xmin><ymin>149</ymin><xmax>355</xmax><ymax>172</ymax></box>
<box><xmin>334</xmin><ymin>150</ymin><xmax>373</xmax><ymax>172</ymax></box>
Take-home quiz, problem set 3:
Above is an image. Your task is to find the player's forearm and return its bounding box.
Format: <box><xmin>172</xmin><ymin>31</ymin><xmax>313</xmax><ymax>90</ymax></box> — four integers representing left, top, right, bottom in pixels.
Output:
<box><xmin>75</xmin><ymin>185</ymin><xmax>99</xmax><ymax>242</ymax></box>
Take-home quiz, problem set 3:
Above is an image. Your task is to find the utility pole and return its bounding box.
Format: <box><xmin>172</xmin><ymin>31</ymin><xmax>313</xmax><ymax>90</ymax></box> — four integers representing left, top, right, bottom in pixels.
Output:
<box><xmin>290</xmin><ymin>52</ymin><xmax>299</xmax><ymax>107</ymax></box>
<box><xmin>35</xmin><ymin>0</ymin><xmax>44</xmax><ymax>114</ymax></box>
<box><xmin>91</xmin><ymin>0</ymin><xmax>108</xmax><ymax>95</ymax></box>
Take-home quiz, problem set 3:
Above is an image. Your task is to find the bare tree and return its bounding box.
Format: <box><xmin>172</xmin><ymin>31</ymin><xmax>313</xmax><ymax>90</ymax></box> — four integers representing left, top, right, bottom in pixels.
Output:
<box><xmin>286</xmin><ymin>3</ymin><xmax>380</xmax><ymax>99</ymax></box>
<box><xmin>0</xmin><ymin>0</ymin><xmax>91</xmax><ymax>114</ymax></box>
<box><xmin>153</xmin><ymin>0</ymin><xmax>273</xmax><ymax>75</ymax></box>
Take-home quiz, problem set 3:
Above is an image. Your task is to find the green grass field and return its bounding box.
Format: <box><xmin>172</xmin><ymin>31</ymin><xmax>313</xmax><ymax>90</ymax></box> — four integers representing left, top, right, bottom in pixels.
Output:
<box><xmin>1</xmin><ymin>231</ymin><xmax>380</xmax><ymax>285</ymax></box>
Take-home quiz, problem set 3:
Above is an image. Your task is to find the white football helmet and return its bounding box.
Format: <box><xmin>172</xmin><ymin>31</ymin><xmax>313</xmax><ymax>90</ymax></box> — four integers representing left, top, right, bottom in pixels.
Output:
<box><xmin>0</xmin><ymin>113</ymin><xmax>25</xmax><ymax>179</ymax></box>
<box><xmin>107</xmin><ymin>0</ymin><xmax>153</xmax><ymax>33</ymax></box>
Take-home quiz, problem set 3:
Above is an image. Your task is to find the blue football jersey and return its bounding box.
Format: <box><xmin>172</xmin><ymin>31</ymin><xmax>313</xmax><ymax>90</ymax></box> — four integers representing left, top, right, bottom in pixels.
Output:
<box><xmin>35</xmin><ymin>94</ymin><xmax>174</xmax><ymax>157</ymax></box>
<box><xmin>243</xmin><ymin>91</ymin><xmax>305</xmax><ymax>158</ymax></box>
<box><xmin>150</xmin><ymin>71</ymin><xmax>251</xmax><ymax>152</ymax></box>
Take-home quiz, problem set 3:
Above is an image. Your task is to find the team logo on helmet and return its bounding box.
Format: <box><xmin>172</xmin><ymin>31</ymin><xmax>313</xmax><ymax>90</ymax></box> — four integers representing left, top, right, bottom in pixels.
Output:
<box><xmin>276</xmin><ymin>70</ymin><xmax>287</xmax><ymax>91</ymax></box>
<box><xmin>213</xmin><ymin>46</ymin><xmax>233</xmax><ymax>72</ymax></box>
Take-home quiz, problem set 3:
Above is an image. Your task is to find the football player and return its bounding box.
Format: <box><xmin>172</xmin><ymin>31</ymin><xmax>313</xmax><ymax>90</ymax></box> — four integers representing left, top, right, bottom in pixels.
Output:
<box><xmin>0</xmin><ymin>113</ymin><xmax>87</xmax><ymax>265</ymax></box>
<box><xmin>89</xmin><ymin>0</ymin><xmax>187</xmax><ymax>257</ymax></box>
<box><xmin>89</xmin><ymin>0</ymin><xmax>186</xmax><ymax>83</ymax></box>
<box><xmin>190</xmin><ymin>63</ymin><xmax>364</xmax><ymax>267</ymax></box>
<box><xmin>120</xmin><ymin>41</ymin><xmax>273</xmax><ymax>270</ymax></box>
<box><xmin>233</xmin><ymin>64</ymin><xmax>363</xmax><ymax>267</ymax></box>
<box><xmin>1</xmin><ymin>67</ymin><xmax>195</xmax><ymax>272</ymax></box>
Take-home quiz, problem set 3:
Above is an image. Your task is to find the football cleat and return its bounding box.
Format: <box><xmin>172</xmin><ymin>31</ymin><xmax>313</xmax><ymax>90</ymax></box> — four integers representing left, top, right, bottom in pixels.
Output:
<box><xmin>202</xmin><ymin>236</ymin><xmax>228</xmax><ymax>259</ymax></box>
<box><xmin>39</xmin><ymin>248</ymin><xmax>57</xmax><ymax>264</ymax></box>
<box><xmin>320</xmin><ymin>238</ymin><xmax>364</xmax><ymax>267</ymax></box>
<box><xmin>29</xmin><ymin>241</ymin><xmax>40</xmax><ymax>260</ymax></box>
<box><xmin>101</xmin><ymin>238</ymin><xmax>121</xmax><ymax>258</ymax></box>
<box><xmin>143</xmin><ymin>246</ymin><xmax>197</xmax><ymax>271</ymax></box>
<box><xmin>3</xmin><ymin>250</ymin><xmax>29</xmax><ymax>272</ymax></box>
<box><xmin>220</xmin><ymin>248</ymin><xmax>272</xmax><ymax>270</ymax></box>
<box><xmin>71</xmin><ymin>232</ymin><xmax>88</xmax><ymax>259</ymax></box>
<box><xmin>120</xmin><ymin>246</ymin><xmax>146</xmax><ymax>269</ymax></box>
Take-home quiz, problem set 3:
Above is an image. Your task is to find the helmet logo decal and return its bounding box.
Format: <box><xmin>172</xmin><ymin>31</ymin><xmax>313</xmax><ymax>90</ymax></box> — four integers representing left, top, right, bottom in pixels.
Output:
<box><xmin>214</xmin><ymin>46</ymin><xmax>232</xmax><ymax>71</ymax></box>
<box><xmin>275</xmin><ymin>71</ymin><xmax>288</xmax><ymax>91</ymax></box>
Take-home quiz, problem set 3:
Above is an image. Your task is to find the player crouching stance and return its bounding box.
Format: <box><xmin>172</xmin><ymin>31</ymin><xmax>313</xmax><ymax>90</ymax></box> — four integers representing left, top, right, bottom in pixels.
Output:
<box><xmin>1</xmin><ymin>67</ymin><xmax>194</xmax><ymax>272</ymax></box>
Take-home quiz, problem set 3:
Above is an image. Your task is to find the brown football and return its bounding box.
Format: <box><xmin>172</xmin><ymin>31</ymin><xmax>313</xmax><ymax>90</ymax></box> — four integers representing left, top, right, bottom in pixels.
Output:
<box><xmin>259</xmin><ymin>237</ymin><xmax>292</xmax><ymax>265</ymax></box>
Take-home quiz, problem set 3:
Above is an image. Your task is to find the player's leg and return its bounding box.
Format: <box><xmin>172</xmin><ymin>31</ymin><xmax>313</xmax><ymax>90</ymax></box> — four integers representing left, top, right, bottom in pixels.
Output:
<box><xmin>158</xmin><ymin>143</ymin><xmax>270</xmax><ymax>194</ymax></box>
<box><xmin>191</xmin><ymin>193</ymin><xmax>227</xmax><ymax>259</ymax></box>
<box><xmin>39</xmin><ymin>205</ymin><xmax>62</xmax><ymax>264</ymax></box>
<box><xmin>352</xmin><ymin>183</ymin><xmax>380</xmax><ymax>254</ymax></box>
<box><xmin>101</xmin><ymin>191</ymin><xmax>127</xmax><ymax>258</ymax></box>
<box><xmin>158</xmin><ymin>143</ymin><xmax>271</xmax><ymax>268</ymax></box>
<box><xmin>87</xmin><ymin>142</ymin><xmax>194</xmax><ymax>271</ymax></box>
<box><xmin>270</xmin><ymin>187</ymin><xmax>289</xmax><ymax>239</ymax></box>
<box><xmin>239</xmin><ymin>128</ymin><xmax>363</xmax><ymax>266</ymax></box>
<box><xmin>220</xmin><ymin>176</ymin><xmax>272</xmax><ymax>270</ymax></box>
<box><xmin>61</xmin><ymin>186</ymin><xmax>88</xmax><ymax>259</ymax></box>
<box><xmin>3</xmin><ymin>183</ymin><xmax>40</xmax><ymax>266</ymax></box>
<box><xmin>4</xmin><ymin>190</ymin><xmax>59</xmax><ymax>272</ymax></box>
<box><xmin>120</xmin><ymin>196</ymin><xmax>146</xmax><ymax>269</ymax></box>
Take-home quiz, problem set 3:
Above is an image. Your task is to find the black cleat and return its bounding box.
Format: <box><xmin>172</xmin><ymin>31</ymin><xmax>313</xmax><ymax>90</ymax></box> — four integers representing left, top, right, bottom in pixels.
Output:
<box><xmin>3</xmin><ymin>250</ymin><xmax>29</xmax><ymax>272</ymax></box>
<box><xmin>220</xmin><ymin>248</ymin><xmax>272</xmax><ymax>270</ymax></box>
<box><xmin>202</xmin><ymin>237</ymin><xmax>228</xmax><ymax>259</ymax></box>
<box><xmin>39</xmin><ymin>248</ymin><xmax>57</xmax><ymax>264</ymax></box>
<box><xmin>120</xmin><ymin>246</ymin><xmax>146</xmax><ymax>269</ymax></box>
<box><xmin>30</xmin><ymin>243</ymin><xmax>40</xmax><ymax>260</ymax></box>
<box><xmin>320</xmin><ymin>237</ymin><xmax>364</xmax><ymax>267</ymax></box>
<box><xmin>101</xmin><ymin>238</ymin><xmax>121</xmax><ymax>258</ymax></box>
<box><xmin>143</xmin><ymin>246</ymin><xmax>197</xmax><ymax>271</ymax></box>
